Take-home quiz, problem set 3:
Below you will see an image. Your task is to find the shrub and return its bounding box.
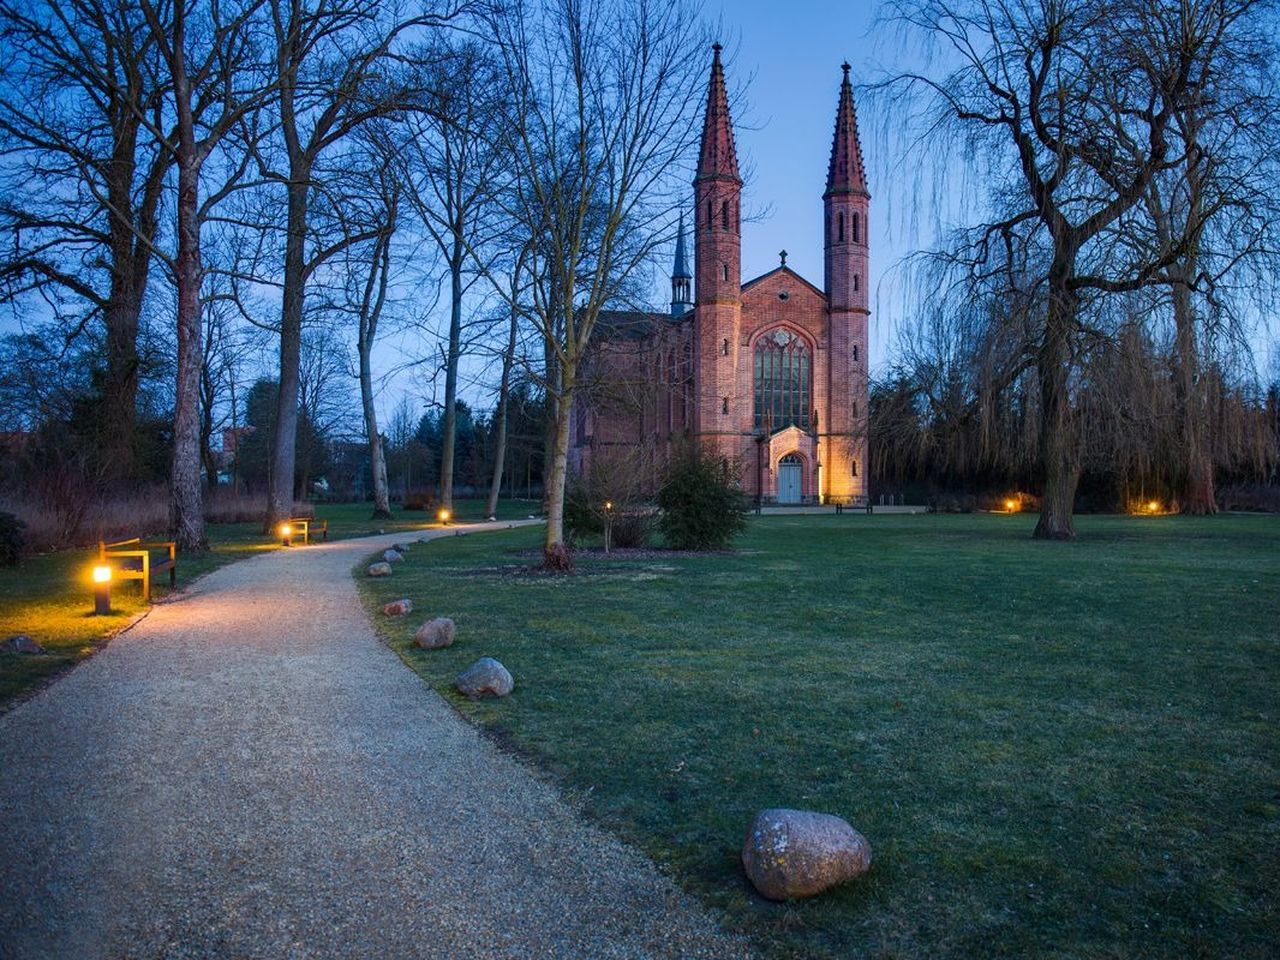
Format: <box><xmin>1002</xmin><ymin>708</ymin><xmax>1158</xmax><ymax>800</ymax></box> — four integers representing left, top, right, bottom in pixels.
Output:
<box><xmin>610</xmin><ymin>510</ymin><xmax>656</xmax><ymax>549</ymax></box>
<box><xmin>0</xmin><ymin>511</ymin><xmax>24</xmax><ymax>565</ymax></box>
<box><xmin>403</xmin><ymin>489</ymin><xmax>438</xmax><ymax>511</ymax></box>
<box><xmin>657</xmin><ymin>448</ymin><xmax>748</xmax><ymax>550</ymax></box>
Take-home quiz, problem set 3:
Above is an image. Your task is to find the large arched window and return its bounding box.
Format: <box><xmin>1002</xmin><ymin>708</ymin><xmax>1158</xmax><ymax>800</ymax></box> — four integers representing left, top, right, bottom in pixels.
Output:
<box><xmin>754</xmin><ymin>328</ymin><xmax>811</xmax><ymax>431</ymax></box>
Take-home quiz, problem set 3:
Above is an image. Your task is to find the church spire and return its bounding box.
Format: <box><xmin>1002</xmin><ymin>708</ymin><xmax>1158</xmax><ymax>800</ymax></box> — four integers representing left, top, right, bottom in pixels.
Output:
<box><xmin>671</xmin><ymin>211</ymin><xmax>692</xmax><ymax>317</ymax></box>
<box><xmin>825</xmin><ymin>62</ymin><xmax>868</xmax><ymax>197</ymax></box>
<box><xmin>697</xmin><ymin>43</ymin><xmax>740</xmax><ymax>183</ymax></box>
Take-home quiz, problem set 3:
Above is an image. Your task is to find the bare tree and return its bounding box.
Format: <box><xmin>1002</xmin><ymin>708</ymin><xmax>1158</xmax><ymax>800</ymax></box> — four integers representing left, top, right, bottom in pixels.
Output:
<box><xmin>488</xmin><ymin>0</ymin><xmax>707</xmax><ymax>568</ymax></box>
<box><xmin>256</xmin><ymin>0</ymin><xmax>461</xmax><ymax>532</ymax></box>
<box><xmin>141</xmin><ymin>0</ymin><xmax>273</xmax><ymax>549</ymax></box>
<box><xmin>0</xmin><ymin>0</ymin><xmax>170</xmax><ymax>483</ymax></box>
<box><xmin>880</xmin><ymin>0</ymin><xmax>1267</xmax><ymax>538</ymax></box>
<box><xmin>400</xmin><ymin>39</ymin><xmax>508</xmax><ymax>512</ymax></box>
<box><xmin>349</xmin><ymin>162</ymin><xmax>400</xmax><ymax>519</ymax></box>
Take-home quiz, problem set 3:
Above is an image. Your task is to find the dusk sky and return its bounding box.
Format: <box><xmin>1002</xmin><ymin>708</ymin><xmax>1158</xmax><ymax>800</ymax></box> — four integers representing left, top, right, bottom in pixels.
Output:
<box><xmin>706</xmin><ymin>0</ymin><xmax>901</xmax><ymax>363</ymax></box>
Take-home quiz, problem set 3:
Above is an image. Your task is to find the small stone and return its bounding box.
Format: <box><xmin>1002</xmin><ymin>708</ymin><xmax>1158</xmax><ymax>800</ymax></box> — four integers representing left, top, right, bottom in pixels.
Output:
<box><xmin>4</xmin><ymin>635</ymin><xmax>43</xmax><ymax>655</ymax></box>
<box><xmin>414</xmin><ymin>617</ymin><xmax>456</xmax><ymax>649</ymax></box>
<box><xmin>383</xmin><ymin>599</ymin><xmax>413</xmax><ymax>617</ymax></box>
<box><xmin>367</xmin><ymin>562</ymin><xmax>392</xmax><ymax>578</ymax></box>
<box><xmin>455</xmin><ymin>656</ymin><xmax>513</xmax><ymax>698</ymax></box>
<box><xmin>392</xmin><ymin>543</ymin><xmax>411</xmax><ymax>553</ymax></box>
<box><xmin>742</xmin><ymin>808</ymin><xmax>872</xmax><ymax>901</ymax></box>
<box><xmin>384</xmin><ymin>549</ymin><xmax>404</xmax><ymax>563</ymax></box>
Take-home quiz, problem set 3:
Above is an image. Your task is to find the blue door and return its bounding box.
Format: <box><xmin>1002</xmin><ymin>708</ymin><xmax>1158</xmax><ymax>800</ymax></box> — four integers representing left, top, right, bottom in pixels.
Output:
<box><xmin>778</xmin><ymin>455</ymin><xmax>802</xmax><ymax>503</ymax></box>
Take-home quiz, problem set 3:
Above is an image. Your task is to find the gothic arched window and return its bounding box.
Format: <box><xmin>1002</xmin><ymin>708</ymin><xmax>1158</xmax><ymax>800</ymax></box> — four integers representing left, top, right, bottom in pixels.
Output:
<box><xmin>754</xmin><ymin>328</ymin><xmax>811</xmax><ymax>432</ymax></box>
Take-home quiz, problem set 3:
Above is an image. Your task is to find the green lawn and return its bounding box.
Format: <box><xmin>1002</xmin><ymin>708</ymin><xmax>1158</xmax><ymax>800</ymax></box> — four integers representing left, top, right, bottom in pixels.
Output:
<box><xmin>358</xmin><ymin>513</ymin><xmax>1280</xmax><ymax>960</ymax></box>
<box><xmin>0</xmin><ymin>498</ymin><xmax>539</xmax><ymax>710</ymax></box>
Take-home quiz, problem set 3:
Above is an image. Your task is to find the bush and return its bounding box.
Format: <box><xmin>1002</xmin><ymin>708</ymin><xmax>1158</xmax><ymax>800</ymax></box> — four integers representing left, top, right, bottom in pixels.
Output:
<box><xmin>0</xmin><ymin>511</ymin><xmax>24</xmax><ymax>565</ymax></box>
<box><xmin>403</xmin><ymin>488</ymin><xmax>438</xmax><ymax>511</ymax></box>
<box><xmin>657</xmin><ymin>448</ymin><xmax>748</xmax><ymax>550</ymax></box>
<box><xmin>610</xmin><ymin>510</ymin><xmax>656</xmax><ymax>549</ymax></box>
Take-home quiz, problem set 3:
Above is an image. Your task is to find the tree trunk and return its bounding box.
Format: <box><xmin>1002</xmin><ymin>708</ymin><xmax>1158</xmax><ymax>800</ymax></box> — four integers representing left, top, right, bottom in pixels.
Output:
<box><xmin>101</xmin><ymin>290</ymin><xmax>142</xmax><ymax>487</ymax></box>
<box><xmin>1033</xmin><ymin>273</ymin><xmax>1079</xmax><ymax>540</ymax></box>
<box><xmin>542</xmin><ymin>375</ymin><xmax>575</xmax><ymax>570</ymax></box>
<box><xmin>541</xmin><ymin>334</ymin><xmax>560</xmax><ymax>515</ymax></box>
<box><xmin>486</xmin><ymin>299</ymin><xmax>520</xmax><ymax>520</ymax></box>
<box><xmin>360</xmin><ymin>346</ymin><xmax>392</xmax><ymax>519</ymax></box>
<box><xmin>169</xmin><ymin>73</ymin><xmax>206</xmax><ymax>551</ymax></box>
<box><xmin>440</xmin><ymin>240</ymin><xmax>464</xmax><ymax>509</ymax></box>
<box><xmin>267</xmin><ymin>175</ymin><xmax>308</xmax><ymax>530</ymax></box>
<box><xmin>1172</xmin><ymin>277</ymin><xmax>1215</xmax><ymax>514</ymax></box>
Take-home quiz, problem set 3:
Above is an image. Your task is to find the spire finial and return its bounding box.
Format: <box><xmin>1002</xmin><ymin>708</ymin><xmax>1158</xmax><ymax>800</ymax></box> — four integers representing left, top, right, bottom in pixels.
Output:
<box><xmin>697</xmin><ymin>42</ymin><xmax>740</xmax><ymax>182</ymax></box>
<box><xmin>779</xmin><ymin>249</ymin><xmax>788</xmax><ymax>267</ymax></box>
<box><xmin>825</xmin><ymin>62</ymin><xmax>868</xmax><ymax>196</ymax></box>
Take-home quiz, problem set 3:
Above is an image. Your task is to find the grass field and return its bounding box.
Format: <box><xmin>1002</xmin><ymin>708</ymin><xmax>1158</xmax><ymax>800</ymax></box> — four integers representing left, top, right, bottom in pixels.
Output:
<box><xmin>358</xmin><ymin>513</ymin><xmax>1280</xmax><ymax>960</ymax></box>
<box><xmin>0</xmin><ymin>498</ymin><xmax>538</xmax><ymax>710</ymax></box>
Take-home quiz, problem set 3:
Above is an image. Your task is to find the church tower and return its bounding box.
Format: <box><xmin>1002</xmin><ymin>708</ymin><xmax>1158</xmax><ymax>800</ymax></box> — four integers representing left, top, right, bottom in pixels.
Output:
<box><xmin>822</xmin><ymin>63</ymin><xmax>870</xmax><ymax>500</ymax></box>
<box><xmin>692</xmin><ymin>43</ymin><xmax>742</xmax><ymax>452</ymax></box>
<box><xmin>671</xmin><ymin>213</ymin><xmax>692</xmax><ymax>318</ymax></box>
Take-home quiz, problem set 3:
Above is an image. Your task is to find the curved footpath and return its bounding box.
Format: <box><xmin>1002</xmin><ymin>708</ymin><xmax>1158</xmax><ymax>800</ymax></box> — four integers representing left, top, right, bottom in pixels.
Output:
<box><xmin>0</xmin><ymin>523</ymin><xmax>753</xmax><ymax>959</ymax></box>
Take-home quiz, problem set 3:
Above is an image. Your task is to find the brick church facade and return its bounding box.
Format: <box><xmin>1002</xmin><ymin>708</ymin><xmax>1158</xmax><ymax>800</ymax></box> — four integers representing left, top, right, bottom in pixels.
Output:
<box><xmin>570</xmin><ymin>45</ymin><xmax>870</xmax><ymax>504</ymax></box>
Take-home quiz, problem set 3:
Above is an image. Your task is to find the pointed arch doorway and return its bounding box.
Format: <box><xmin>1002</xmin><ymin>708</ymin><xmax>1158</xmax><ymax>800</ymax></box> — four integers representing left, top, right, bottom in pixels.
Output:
<box><xmin>778</xmin><ymin>454</ymin><xmax>802</xmax><ymax>504</ymax></box>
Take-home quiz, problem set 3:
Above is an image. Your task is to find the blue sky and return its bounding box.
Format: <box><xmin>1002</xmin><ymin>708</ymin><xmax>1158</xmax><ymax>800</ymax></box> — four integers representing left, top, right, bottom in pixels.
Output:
<box><xmin>706</xmin><ymin>0</ymin><xmax>900</xmax><ymax>363</ymax></box>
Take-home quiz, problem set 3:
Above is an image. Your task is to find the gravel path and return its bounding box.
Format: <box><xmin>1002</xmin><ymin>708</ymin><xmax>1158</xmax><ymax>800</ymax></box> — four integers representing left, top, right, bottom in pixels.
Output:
<box><xmin>0</xmin><ymin>523</ymin><xmax>754</xmax><ymax>959</ymax></box>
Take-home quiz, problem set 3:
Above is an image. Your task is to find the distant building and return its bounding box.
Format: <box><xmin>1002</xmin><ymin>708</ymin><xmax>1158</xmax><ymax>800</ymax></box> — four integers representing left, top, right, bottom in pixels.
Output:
<box><xmin>571</xmin><ymin>46</ymin><xmax>870</xmax><ymax>503</ymax></box>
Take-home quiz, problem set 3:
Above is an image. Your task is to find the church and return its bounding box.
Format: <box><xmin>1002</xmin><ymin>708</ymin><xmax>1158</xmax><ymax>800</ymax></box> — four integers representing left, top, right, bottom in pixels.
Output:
<box><xmin>570</xmin><ymin>45</ymin><xmax>870</xmax><ymax>505</ymax></box>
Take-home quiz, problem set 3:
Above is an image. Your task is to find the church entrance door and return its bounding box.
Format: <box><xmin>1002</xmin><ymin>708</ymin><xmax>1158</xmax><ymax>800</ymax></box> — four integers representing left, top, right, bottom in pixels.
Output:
<box><xmin>778</xmin><ymin>454</ymin><xmax>802</xmax><ymax>503</ymax></box>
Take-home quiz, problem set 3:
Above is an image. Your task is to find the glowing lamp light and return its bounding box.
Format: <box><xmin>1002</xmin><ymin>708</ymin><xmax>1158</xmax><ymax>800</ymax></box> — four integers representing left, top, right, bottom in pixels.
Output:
<box><xmin>1147</xmin><ymin>501</ymin><xmax>1160</xmax><ymax>514</ymax></box>
<box><xmin>1005</xmin><ymin>499</ymin><xmax>1018</xmax><ymax>513</ymax></box>
<box><xmin>279</xmin><ymin>522</ymin><xmax>293</xmax><ymax>547</ymax></box>
<box><xmin>92</xmin><ymin>564</ymin><xmax>112</xmax><ymax>615</ymax></box>
<box><xmin>438</xmin><ymin>508</ymin><xmax>451</xmax><ymax>525</ymax></box>
<box><xmin>604</xmin><ymin>500</ymin><xmax>614</xmax><ymax>511</ymax></box>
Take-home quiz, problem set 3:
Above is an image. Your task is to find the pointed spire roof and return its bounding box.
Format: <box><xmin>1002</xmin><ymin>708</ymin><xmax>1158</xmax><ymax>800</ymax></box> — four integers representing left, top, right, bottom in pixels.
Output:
<box><xmin>673</xmin><ymin>211</ymin><xmax>691</xmax><ymax>279</ymax></box>
<box><xmin>696</xmin><ymin>43</ymin><xmax>740</xmax><ymax>183</ymax></box>
<box><xmin>825</xmin><ymin>62</ymin><xmax>869</xmax><ymax>197</ymax></box>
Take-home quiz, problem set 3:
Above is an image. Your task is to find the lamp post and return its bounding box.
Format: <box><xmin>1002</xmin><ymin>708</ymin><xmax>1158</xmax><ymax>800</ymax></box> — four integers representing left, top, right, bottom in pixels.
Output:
<box><xmin>279</xmin><ymin>522</ymin><xmax>293</xmax><ymax>547</ymax></box>
<box><xmin>92</xmin><ymin>564</ymin><xmax>112</xmax><ymax>615</ymax></box>
<box><xmin>438</xmin><ymin>507</ymin><xmax>452</xmax><ymax>526</ymax></box>
<box><xmin>754</xmin><ymin>429</ymin><xmax>766</xmax><ymax>515</ymax></box>
<box><xmin>603</xmin><ymin>500</ymin><xmax>614</xmax><ymax>553</ymax></box>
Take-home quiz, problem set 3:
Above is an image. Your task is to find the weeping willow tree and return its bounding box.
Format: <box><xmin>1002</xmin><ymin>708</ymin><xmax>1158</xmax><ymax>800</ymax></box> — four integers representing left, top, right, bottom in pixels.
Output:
<box><xmin>877</xmin><ymin>0</ymin><xmax>1280</xmax><ymax>537</ymax></box>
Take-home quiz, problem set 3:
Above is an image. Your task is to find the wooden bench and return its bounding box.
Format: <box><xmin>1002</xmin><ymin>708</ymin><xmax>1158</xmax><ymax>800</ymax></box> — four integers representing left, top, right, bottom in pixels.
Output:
<box><xmin>98</xmin><ymin>537</ymin><xmax>176</xmax><ymax>602</ymax></box>
<box><xmin>833</xmin><ymin>497</ymin><xmax>872</xmax><ymax>516</ymax></box>
<box><xmin>286</xmin><ymin>516</ymin><xmax>328</xmax><ymax>545</ymax></box>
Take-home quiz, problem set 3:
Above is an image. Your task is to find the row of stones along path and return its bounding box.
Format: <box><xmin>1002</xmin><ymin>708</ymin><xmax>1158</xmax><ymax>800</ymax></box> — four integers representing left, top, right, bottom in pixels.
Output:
<box><xmin>0</xmin><ymin>523</ymin><xmax>754</xmax><ymax>959</ymax></box>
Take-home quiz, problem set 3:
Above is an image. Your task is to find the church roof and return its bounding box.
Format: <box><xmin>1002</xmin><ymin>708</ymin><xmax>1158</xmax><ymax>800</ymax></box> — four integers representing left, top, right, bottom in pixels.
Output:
<box><xmin>593</xmin><ymin>310</ymin><xmax>674</xmax><ymax>341</ymax></box>
<box><xmin>825</xmin><ymin>63</ymin><xmax>869</xmax><ymax>198</ymax></box>
<box><xmin>741</xmin><ymin>265</ymin><xmax>827</xmax><ymax>302</ymax></box>
<box><xmin>696</xmin><ymin>44</ymin><xmax>740</xmax><ymax>183</ymax></box>
<box><xmin>672</xmin><ymin>212</ymin><xmax>691</xmax><ymax>279</ymax></box>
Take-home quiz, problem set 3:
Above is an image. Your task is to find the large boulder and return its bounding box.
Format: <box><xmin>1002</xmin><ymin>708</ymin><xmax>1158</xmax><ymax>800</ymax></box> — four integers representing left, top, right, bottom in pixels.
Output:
<box><xmin>455</xmin><ymin>657</ymin><xmax>513</xmax><ymax>698</ymax></box>
<box><xmin>741</xmin><ymin>808</ymin><xmax>872</xmax><ymax>901</ymax></box>
<box><xmin>414</xmin><ymin>617</ymin><xmax>456</xmax><ymax>649</ymax></box>
<box><xmin>383</xmin><ymin>599</ymin><xmax>413</xmax><ymax>617</ymax></box>
<box><xmin>4</xmin><ymin>634</ymin><xmax>43</xmax><ymax>655</ymax></box>
<box><xmin>367</xmin><ymin>562</ymin><xmax>392</xmax><ymax>578</ymax></box>
<box><xmin>383</xmin><ymin>549</ymin><xmax>404</xmax><ymax>563</ymax></box>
